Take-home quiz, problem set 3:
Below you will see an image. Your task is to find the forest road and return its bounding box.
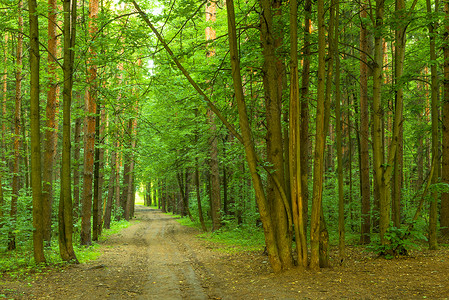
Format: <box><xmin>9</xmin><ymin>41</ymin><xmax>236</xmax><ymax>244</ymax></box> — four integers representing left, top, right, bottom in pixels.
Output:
<box><xmin>19</xmin><ymin>206</ymin><xmax>222</xmax><ymax>300</ymax></box>
<box><xmin>101</xmin><ymin>205</ymin><xmax>216</xmax><ymax>300</ymax></box>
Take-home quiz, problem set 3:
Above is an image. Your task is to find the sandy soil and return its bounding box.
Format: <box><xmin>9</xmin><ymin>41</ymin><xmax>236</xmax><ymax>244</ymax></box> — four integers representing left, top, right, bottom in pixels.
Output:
<box><xmin>2</xmin><ymin>205</ymin><xmax>449</xmax><ymax>299</ymax></box>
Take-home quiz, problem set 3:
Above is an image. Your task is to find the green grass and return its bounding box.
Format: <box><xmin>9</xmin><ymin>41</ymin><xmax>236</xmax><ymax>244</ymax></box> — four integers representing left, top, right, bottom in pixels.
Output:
<box><xmin>198</xmin><ymin>225</ymin><xmax>266</xmax><ymax>253</ymax></box>
<box><xmin>0</xmin><ymin>219</ymin><xmax>132</xmax><ymax>280</ymax></box>
<box><xmin>172</xmin><ymin>214</ymin><xmax>265</xmax><ymax>253</ymax></box>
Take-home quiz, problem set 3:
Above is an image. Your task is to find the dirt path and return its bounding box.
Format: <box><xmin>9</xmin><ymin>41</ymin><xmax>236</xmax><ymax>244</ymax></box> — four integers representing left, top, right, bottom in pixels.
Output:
<box><xmin>2</xmin><ymin>206</ymin><xmax>449</xmax><ymax>299</ymax></box>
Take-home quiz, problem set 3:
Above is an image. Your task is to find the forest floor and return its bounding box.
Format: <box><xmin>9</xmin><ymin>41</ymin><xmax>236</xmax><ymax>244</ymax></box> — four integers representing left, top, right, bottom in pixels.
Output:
<box><xmin>1</xmin><ymin>205</ymin><xmax>449</xmax><ymax>299</ymax></box>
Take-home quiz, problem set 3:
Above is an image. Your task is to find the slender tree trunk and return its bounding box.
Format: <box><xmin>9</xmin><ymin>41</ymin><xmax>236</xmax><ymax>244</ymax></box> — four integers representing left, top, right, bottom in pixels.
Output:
<box><xmin>311</xmin><ymin>0</ymin><xmax>327</xmax><ymax>271</ymax></box>
<box><xmin>441</xmin><ymin>0</ymin><xmax>449</xmax><ymax>240</ymax></box>
<box><xmin>334</xmin><ymin>0</ymin><xmax>345</xmax><ymax>258</ymax></box>
<box><xmin>392</xmin><ymin>0</ymin><xmax>406</xmax><ymax>230</ymax></box>
<box><xmin>29</xmin><ymin>0</ymin><xmax>45</xmax><ymax>263</ymax></box>
<box><xmin>59</xmin><ymin>0</ymin><xmax>78</xmax><ymax>262</ymax></box>
<box><xmin>300</xmin><ymin>0</ymin><xmax>311</xmax><ymax>240</ymax></box>
<box><xmin>208</xmin><ymin>111</ymin><xmax>221</xmax><ymax>231</ymax></box>
<box><xmin>103</xmin><ymin>148</ymin><xmax>116</xmax><ymax>230</ymax></box>
<box><xmin>81</xmin><ymin>0</ymin><xmax>99</xmax><ymax>246</ymax></box>
<box><xmin>195</xmin><ymin>160</ymin><xmax>207</xmax><ymax>232</ymax></box>
<box><xmin>359</xmin><ymin>0</ymin><xmax>371</xmax><ymax>245</ymax></box>
<box><xmin>225</xmin><ymin>0</ymin><xmax>283</xmax><ymax>273</ymax></box>
<box><xmin>73</xmin><ymin>101</ymin><xmax>82</xmax><ymax>221</ymax></box>
<box><xmin>205</xmin><ymin>1</ymin><xmax>221</xmax><ymax>231</ymax></box>
<box><xmin>42</xmin><ymin>0</ymin><xmax>60</xmax><ymax>244</ymax></box>
<box><xmin>92</xmin><ymin>111</ymin><xmax>101</xmax><ymax>241</ymax></box>
<box><xmin>289</xmin><ymin>0</ymin><xmax>307</xmax><ymax>268</ymax></box>
<box><xmin>8</xmin><ymin>2</ymin><xmax>24</xmax><ymax>251</ymax></box>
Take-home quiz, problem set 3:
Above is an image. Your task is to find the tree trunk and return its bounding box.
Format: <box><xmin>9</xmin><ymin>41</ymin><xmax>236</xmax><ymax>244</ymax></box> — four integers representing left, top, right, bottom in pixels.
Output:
<box><xmin>226</xmin><ymin>0</ymin><xmax>283</xmax><ymax>273</ymax></box>
<box><xmin>288</xmin><ymin>0</ymin><xmax>307</xmax><ymax>268</ymax></box>
<box><xmin>93</xmin><ymin>111</ymin><xmax>101</xmax><ymax>241</ymax></box>
<box><xmin>29</xmin><ymin>0</ymin><xmax>46</xmax><ymax>263</ymax></box>
<box><xmin>81</xmin><ymin>0</ymin><xmax>99</xmax><ymax>246</ymax></box>
<box><xmin>59</xmin><ymin>0</ymin><xmax>78</xmax><ymax>262</ymax></box>
<box><xmin>8</xmin><ymin>0</ymin><xmax>23</xmax><ymax>251</ymax></box>
<box><xmin>372</xmin><ymin>0</ymin><xmax>388</xmax><ymax>244</ymax></box>
<box><xmin>42</xmin><ymin>0</ymin><xmax>60</xmax><ymax>244</ymax></box>
<box><xmin>208</xmin><ymin>110</ymin><xmax>221</xmax><ymax>231</ymax></box>
<box><xmin>73</xmin><ymin>101</ymin><xmax>82</xmax><ymax>222</ymax></box>
<box><xmin>103</xmin><ymin>147</ymin><xmax>117</xmax><ymax>230</ymax></box>
<box><xmin>441</xmin><ymin>0</ymin><xmax>449</xmax><ymax>240</ymax></box>
<box><xmin>333</xmin><ymin>0</ymin><xmax>345</xmax><ymax>258</ymax></box>
<box><xmin>311</xmin><ymin>0</ymin><xmax>327</xmax><ymax>271</ymax></box>
<box><xmin>359</xmin><ymin>0</ymin><xmax>371</xmax><ymax>245</ymax></box>
<box><xmin>300</xmin><ymin>0</ymin><xmax>311</xmax><ymax>241</ymax></box>
<box><xmin>259</xmin><ymin>0</ymin><xmax>293</xmax><ymax>270</ymax></box>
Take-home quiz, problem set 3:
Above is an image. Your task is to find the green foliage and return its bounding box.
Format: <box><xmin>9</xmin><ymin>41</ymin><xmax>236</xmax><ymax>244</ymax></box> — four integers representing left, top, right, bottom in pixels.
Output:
<box><xmin>198</xmin><ymin>223</ymin><xmax>265</xmax><ymax>253</ymax></box>
<box><xmin>367</xmin><ymin>221</ymin><xmax>428</xmax><ymax>259</ymax></box>
<box><xmin>0</xmin><ymin>218</ymin><xmax>131</xmax><ymax>280</ymax></box>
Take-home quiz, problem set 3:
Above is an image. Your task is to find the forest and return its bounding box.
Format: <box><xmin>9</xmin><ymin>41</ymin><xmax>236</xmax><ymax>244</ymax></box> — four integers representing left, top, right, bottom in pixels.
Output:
<box><xmin>1</xmin><ymin>0</ymin><xmax>449</xmax><ymax>283</ymax></box>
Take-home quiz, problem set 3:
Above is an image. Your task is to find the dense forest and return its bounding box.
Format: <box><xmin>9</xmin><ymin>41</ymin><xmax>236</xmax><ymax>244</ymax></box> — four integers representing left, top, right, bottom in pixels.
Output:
<box><xmin>1</xmin><ymin>0</ymin><xmax>449</xmax><ymax>274</ymax></box>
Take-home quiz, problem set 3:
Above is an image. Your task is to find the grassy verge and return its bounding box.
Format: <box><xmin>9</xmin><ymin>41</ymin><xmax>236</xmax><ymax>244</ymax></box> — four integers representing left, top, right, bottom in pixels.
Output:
<box><xmin>0</xmin><ymin>219</ymin><xmax>132</xmax><ymax>280</ymax></box>
<box><xmin>174</xmin><ymin>215</ymin><xmax>265</xmax><ymax>253</ymax></box>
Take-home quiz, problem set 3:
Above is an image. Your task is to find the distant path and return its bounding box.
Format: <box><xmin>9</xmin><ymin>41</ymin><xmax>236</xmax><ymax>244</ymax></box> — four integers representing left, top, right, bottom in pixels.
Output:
<box><xmin>132</xmin><ymin>206</ymin><xmax>209</xmax><ymax>299</ymax></box>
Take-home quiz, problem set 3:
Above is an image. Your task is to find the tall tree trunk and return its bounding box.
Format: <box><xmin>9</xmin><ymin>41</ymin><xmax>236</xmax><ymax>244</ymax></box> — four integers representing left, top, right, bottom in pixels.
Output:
<box><xmin>392</xmin><ymin>0</ymin><xmax>406</xmax><ymax>230</ymax></box>
<box><xmin>81</xmin><ymin>0</ymin><xmax>99</xmax><ymax>246</ymax></box>
<box><xmin>441</xmin><ymin>0</ymin><xmax>449</xmax><ymax>240</ymax></box>
<box><xmin>29</xmin><ymin>0</ymin><xmax>45</xmax><ymax>263</ymax></box>
<box><xmin>300</xmin><ymin>0</ymin><xmax>311</xmax><ymax>240</ymax></box>
<box><xmin>311</xmin><ymin>0</ymin><xmax>327</xmax><ymax>271</ymax></box>
<box><xmin>205</xmin><ymin>1</ymin><xmax>221</xmax><ymax>231</ymax></box>
<box><xmin>259</xmin><ymin>0</ymin><xmax>293</xmax><ymax>270</ymax></box>
<box><xmin>8</xmin><ymin>1</ymin><xmax>23</xmax><ymax>251</ymax></box>
<box><xmin>359</xmin><ymin>0</ymin><xmax>371</xmax><ymax>245</ymax></box>
<box><xmin>225</xmin><ymin>0</ymin><xmax>283</xmax><ymax>273</ymax></box>
<box><xmin>59</xmin><ymin>0</ymin><xmax>78</xmax><ymax>262</ymax></box>
<box><xmin>289</xmin><ymin>0</ymin><xmax>307</xmax><ymax>268</ymax></box>
<box><xmin>334</xmin><ymin>0</ymin><xmax>345</xmax><ymax>258</ymax></box>
<box><xmin>42</xmin><ymin>0</ymin><xmax>60</xmax><ymax>244</ymax></box>
<box><xmin>372</xmin><ymin>0</ymin><xmax>388</xmax><ymax>244</ymax></box>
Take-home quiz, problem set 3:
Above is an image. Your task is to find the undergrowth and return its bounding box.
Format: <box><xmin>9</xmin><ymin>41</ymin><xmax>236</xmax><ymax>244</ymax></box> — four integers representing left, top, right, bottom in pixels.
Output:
<box><xmin>0</xmin><ymin>219</ymin><xmax>131</xmax><ymax>280</ymax></box>
<box><xmin>175</xmin><ymin>215</ymin><xmax>265</xmax><ymax>253</ymax></box>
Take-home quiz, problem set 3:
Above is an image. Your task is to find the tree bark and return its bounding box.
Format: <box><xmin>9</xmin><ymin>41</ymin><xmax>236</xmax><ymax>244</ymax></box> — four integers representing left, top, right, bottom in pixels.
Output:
<box><xmin>81</xmin><ymin>0</ymin><xmax>99</xmax><ymax>246</ymax></box>
<box><xmin>42</xmin><ymin>0</ymin><xmax>60</xmax><ymax>244</ymax></box>
<box><xmin>334</xmin><ymin>0</ymin><xmax>345</xmax><ymax>258</ymax></box>
<box><xmin>311</xmin><ymin>0</ymin><xmax>327</xmax><ymax>271</ymax></box>
<box><xmin>8</xmin><ymin>0</ymin><xmax>23</xmax><ymax>251</ymax></box>
<box><xmin>259</xmin><ymin>0</ymin><xmax>293</xmax><ymax>270</ymax></box>
<box><xmin>29</xmin><ymin>0</ymin><xmax>45</xmax><ymax>263</ymax></box>
<box><xmin>288</xmin><ymin>0</ymin><xmax>307</xmax><ymax>268</ymax></box>
<box><xmin>300</xmin><ymin>0</ymin><xmax>311</xmax><ymax>242</ymax></box>
<box><xmin>441</xmin><ymin>0</ymin><xmax>449</xmax><ymax>240</ymax></box>
<box><xmin>359</xmin><ymin>0</ymin><xmax>371</xmax><ymax>245</ymax></box>
<box><xmin>59</xmin><ymin>0</ymin><xmax>78</xmax><ymax>262</ymax></box>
